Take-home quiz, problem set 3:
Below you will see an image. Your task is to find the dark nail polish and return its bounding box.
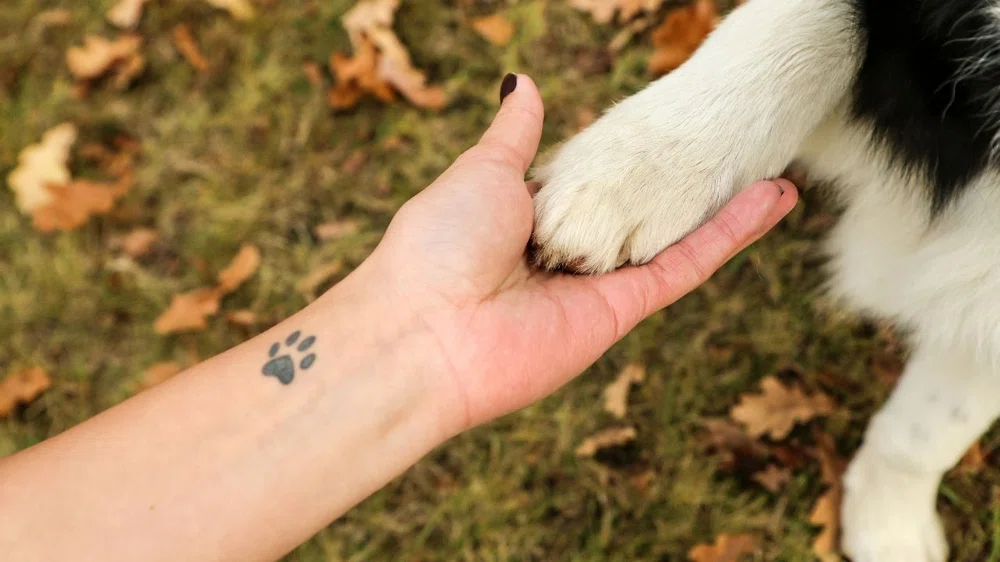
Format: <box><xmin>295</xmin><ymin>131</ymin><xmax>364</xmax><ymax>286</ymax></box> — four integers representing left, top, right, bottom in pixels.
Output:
<box><xmin>500</xmin><ymin>73</ymin><xmax>517</xmax><ymax>104</ymax></box>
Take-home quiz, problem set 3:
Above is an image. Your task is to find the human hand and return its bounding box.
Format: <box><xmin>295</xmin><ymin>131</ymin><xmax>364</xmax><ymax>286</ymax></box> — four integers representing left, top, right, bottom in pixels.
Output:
<box><xmin>364</xmin><ymin>75</ymin><xmax>799</xmax><ymax>434</ymax></box>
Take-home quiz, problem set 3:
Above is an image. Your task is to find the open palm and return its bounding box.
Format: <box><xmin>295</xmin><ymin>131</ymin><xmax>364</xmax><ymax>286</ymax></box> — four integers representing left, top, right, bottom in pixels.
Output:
<box><xmin>372</xmin><ymin>75</ymin><xmax>798</xmax><ymax>432</ymax></box>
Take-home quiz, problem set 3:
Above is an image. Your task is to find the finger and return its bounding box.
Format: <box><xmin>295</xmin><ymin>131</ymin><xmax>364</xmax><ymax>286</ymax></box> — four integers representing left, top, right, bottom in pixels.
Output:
<box><xmin>587</xmin><ymin>180</ymin><xmax>798</xmax><ymax>338</ymax></box>
<box><xmin>475</xmin><ymin>74</ymin><xmax>545</xmax><ymax>176</ymax></box>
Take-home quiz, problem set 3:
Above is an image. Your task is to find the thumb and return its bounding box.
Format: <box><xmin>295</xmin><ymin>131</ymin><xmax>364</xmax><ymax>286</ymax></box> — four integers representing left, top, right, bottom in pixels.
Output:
<box><xmin>475</xmin><ymin>74</ymin><xmax>545</xmax><ymax>176</ymax></box>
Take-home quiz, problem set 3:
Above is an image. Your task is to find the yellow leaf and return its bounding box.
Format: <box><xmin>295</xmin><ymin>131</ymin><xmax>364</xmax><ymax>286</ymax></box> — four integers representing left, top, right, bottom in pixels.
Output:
<box><xmin>603</xmin><ymin>362</ymin><xmax>646</xmax><ymax>418</ymax></box>
<box><xmin>7</xmin><ymin>123</ymin><xmax>77</xmax><ymax>213</ymax></box>
<box><xmin>32</xmin><ymin>178</ymin><xmax>131</xmax><ymax>233</ymax></box>
<box><xmin>730</xmin><ymin>376</ymin><xmax>835</xmax><ymax>440</ymax></box>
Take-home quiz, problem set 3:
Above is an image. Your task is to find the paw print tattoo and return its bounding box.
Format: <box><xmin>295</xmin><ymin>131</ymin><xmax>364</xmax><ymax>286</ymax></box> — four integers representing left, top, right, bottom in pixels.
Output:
<box><xmin>262</xmin><ymin>330</ymin><xmax>317</xmax><ymax>385</ymax></box>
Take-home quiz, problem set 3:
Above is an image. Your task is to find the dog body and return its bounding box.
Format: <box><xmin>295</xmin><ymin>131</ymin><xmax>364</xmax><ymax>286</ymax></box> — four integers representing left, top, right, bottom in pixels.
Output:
<box><xmin>532</xmin><ymin>1</ymin><xmax>1000</xmax><ymax>560</ymax></box>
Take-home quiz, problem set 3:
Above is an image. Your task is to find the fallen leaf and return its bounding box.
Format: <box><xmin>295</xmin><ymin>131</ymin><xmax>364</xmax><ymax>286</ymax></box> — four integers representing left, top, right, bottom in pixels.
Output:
<box><xmin>699</xmin><ymin>418</ymin><xmax>770</xmax><ymax>471</ymax></box>
<box><xmin>226</xmin><ymin>309</ymin><xmax>258</xmax><ymax>326</ymax></box>
<box><xmin>570</xmin><ymin>0</ymin><xmax>666</xmax><ymax>24</ymax></box>
<box><xmin>0</xmin><ymin>368</ymin><xmax>52</xmax><ymax>418</ymax></box>
<box><xmin>576</xmin><ymin>426</ymin><xmax>637</xmax><ymax>457</ymax></box>
<box><xmin>328</xmin><ymin>0</ymin><xmax>447</xmax><ymax>110</ymax></box>
<box><xmin>32</xmin><ymin>178</ymin><xmax>131</xmax><ymax>232</ymax></box>
<box><xmin>119</xmin><ymin>227</ymin><xmax>159</xmax><ymax>258</ymax></box>
<box><xmin>688</xmin><ymin>533</ymin><xmax>757</xmax><ymax>562</ymax></box>
<box><xmin>809</xmin><ymin>430</ymin><xmax>847</xmax><ymax>561</ymax></box>
<box><xmin>959</xmin><ymin>441</ymin><xmax>987</xmax><ymax>473</ymax></box>
<box><xmin>140</xmin><ymin>362</ymin><xmax>182</xmax><ymax>390</ymax></box>
<box><xmin>648</xmin><ymin>0</ymin><xmax>718</xmax><ymax>76</ymax></box>
<box><xmin>66</xmin><ymin>34</ymin><xmax>144</xmax><ymax>87</ymax></box>
<box><xmin>154</xmin><ymin>287</ymin><xmax>223</xmax><ymax>334</ymax></box>
<box><xmin>730</xmin><ymin>376</ymin><xmax>835</xmax><ymax>440</ymax></box>
<box><xmin>173</xmin><ymin>24</ymin><xmax>211</xmax><ymax>72</ymax></box>
<box><xmin>296</xmin><ymin>261</ymin><xmax>343</xmax><ymax>296</ymax></box>
<box><xmin>315</xmin><ymin>219</ymin><xmax>361</xmax><ymax>240</ymax></box>
<box><xmin>107</xmin><ymin>0</ymin><xmax>148</xmax><ymax>28</ymax></box>
<box><xmin>217</xmin><ymin>244</ymin><xmax>261</xmax><ymax>294</ymax></box>
<box><xmin>472</xmin><ymin>14</ymin><xmax>514</xmax><ymax>46</ymax></box>
<box><xmin>752</xmin><ymin>464</ymin><xmax>792</xmax><ymax>493</ymax></box>
<box><xmin>7</xmin><ymin>123</ymin><xmax>77</xmax><ymax>213</ymax></box>
<box><xmin>603</xmin><ymin>363</ymin><xmax>646</xmax><ymax>418</ymax></box>
<box><xmin>204</xmin><ymin>0</ymin><xmax>256</xmax><ymax>20</ymax></box>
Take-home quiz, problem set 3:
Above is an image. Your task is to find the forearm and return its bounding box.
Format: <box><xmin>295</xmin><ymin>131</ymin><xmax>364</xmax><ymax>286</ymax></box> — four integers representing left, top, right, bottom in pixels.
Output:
<box><xmin>0</xmin><ymin>263</ymin><xmax>451</xmax><ymax>562</ymax></box>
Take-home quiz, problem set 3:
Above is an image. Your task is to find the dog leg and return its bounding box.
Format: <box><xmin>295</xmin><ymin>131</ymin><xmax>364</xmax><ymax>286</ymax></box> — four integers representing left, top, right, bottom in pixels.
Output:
<box><xmin>842</xmin><ymin>344</ymin><xmax>1000</xmax><ymax>562</ymax></box>
<box><xmin>532</xmin><ymin>0</ymin><xmax>861</xmax><ymax>273</ymax></box>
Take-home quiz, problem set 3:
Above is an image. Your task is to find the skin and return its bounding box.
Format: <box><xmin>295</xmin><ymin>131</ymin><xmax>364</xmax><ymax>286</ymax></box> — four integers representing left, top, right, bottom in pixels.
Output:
<box><xmin>0</xmin><ymin>76</ymin><xmax>798</xmax><ymax>562</ymax></box>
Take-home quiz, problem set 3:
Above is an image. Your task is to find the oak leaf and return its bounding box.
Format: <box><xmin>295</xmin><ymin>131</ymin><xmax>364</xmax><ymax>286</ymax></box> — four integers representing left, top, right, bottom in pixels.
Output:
<box><xmin>570</xmin><ymin>0</ymin><xmax>666</xmax><ymax>24</ymax></box>
<box><xmin>66</xmin><ymin>34</ymin><xmax>144</xmax><ymax>87</ymax></box>
<box><xmin>576</xmin><ymin>426</ymin><xmax>637</xmax><ymax>457</ymax></box>
<box><xmin>730</xmin><ymin>376</ymin><xmax>835</xmax><ymax>440</ymax></box>
<box><xmin>107</xmin><ymin>0</ymin><xmax>148</xmax><ymax>28</ymax></box>
<box><xmin>472</xmin><ymin>14</ymin><xmax>514</xmax><ymax>46</ymax></box>
<box><xmin>32</xmin><ymin>178</ymin><xmax>132</xmax><ymax>233</ymax></box>
<box><xmin>809</xmin><ymin>431</ymin><xmax>847</xmax><ymax>561</ymax></box>
<box><xmin>603</xmin><ymin>363</ymin><xmax>646</xmax><ymax>418</ymax></box>
<box><xmin>688</xmin><ymin>533</ymin><xmax>757</xmax><ymax>562</ymax></box>
<box><xmin>0</xmin><ymin>368</ymin><xmax>52</xmax><ymax>418</ymax></box>
<box><xmin>7</xmin><ymin>123</ymin><xmax>77</xmax><ymax>213</ymax></box>
<box><xmin>154</xmin><ymin>287</ymin><xmax>223</xmax><ymax>334</ymax></box>
<box><xmin>328</xmin><ymin>0</ymin><xmax>447</xmax><ymax>110</ymax></box>
<box><xmin>648</xmin><ymin>0</ymin><xmax>718</xmax><ymax>76</ymax></box>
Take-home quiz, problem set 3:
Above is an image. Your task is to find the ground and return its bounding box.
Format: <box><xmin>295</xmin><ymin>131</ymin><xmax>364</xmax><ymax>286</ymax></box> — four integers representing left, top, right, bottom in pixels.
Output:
<box><xmin>2</xmin><ymin>1</ymin><xmax>999</xmax><ymax>560</ymax></box>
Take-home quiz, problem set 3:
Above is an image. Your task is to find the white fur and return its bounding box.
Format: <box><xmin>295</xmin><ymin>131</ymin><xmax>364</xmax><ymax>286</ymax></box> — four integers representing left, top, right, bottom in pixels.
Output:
<box><xmin>533</xmin><ymin>0</ymin><xmax>1000</xmax><ymax>560</ymax></box>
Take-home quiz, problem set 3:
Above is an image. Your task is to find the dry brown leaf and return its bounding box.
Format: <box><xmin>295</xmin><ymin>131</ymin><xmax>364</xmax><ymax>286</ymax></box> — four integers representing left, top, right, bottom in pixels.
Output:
<box><xmin>296</xmin><ymin>261</ymin><xmax>344</xmax><ymax>296</ymax></box>
<box><xmin>688</xmin><ymin>533</ymin><xmax>757</xmax><ymax>562</ymax></box>
<box><xmin>576</xmin><ymin>426</ymin><xmax>637</xmax><ymax>457</ymax></box>
<box><xmin>730</xmin><ymin>376</ymin><xmax>835</xmax><ymax>440</ymax></box>
<box><xmin>217</xmin><ymin>244</ymin><xmax>261</xmax><ymax>294</ymax></box>
<box><xmin>119</xmin><ymin>227</ymin><xmax>159</xmax><ymax>258</ymax></box>
<box><xmin>315</xmin><ymin>219</ymin><xmax>361</xmax><ymax>240</ymax></box>
<box><xmin>32</xmin><ymin>178</ymin><xmax>131</xmax><ymax>232</ymax></box>
<box><xmin>959</xmin><ymin>441</ymin><xmax>987</xmax><ymax>473</ymax></box>
<box><xmin>140</xmin><ymin>362</ymin><xmax>182</xmax><ymax>390</ymax></box>
<box><xmin>154</xmin><ymin>287</ymin><xmax>223</xmax><ymax>334</ymax></box>
<box><xmin>329</xmin><ymin>0</ymin><xmax>447</xmax><ymax>110</ymax></box>
<box><xmin>752</xmin><ymin>464</ymin><xmax>792</xmax><ymax>493</ymax></box>
<box><xmin>699</xmin><ymin>418</ymin><xmax>770</xmax><ymax>471</ymax></box>
<box><xmin>0</xmin><ymin>368</ymin><xmax>52</xmax><ymax>418</ymax></box>
<box><xmin>810</xmin><ymin>430</ymin><xmax>847</xmax><ymax>560</ymax></box>
<box><xmin>107</xmin><ymin>0</ymin><xmax>148</xmax><ymax>28</ymax></box>
<box><xmin>226</xmin><ymin>309</ymin><xmax>258</xmax><ymax>326</ymax></box>
<box><xmin>603</xmin><ymin>363</ymin><xmax>646</xmax><ymax>418</ymax></box>
<box><xmin>204</xmin><ymin>0</ymin><xmax>256</xmax><ymax>20</ymax></box>
<box><xmin>66</xmin><ymin>34</ymin><xmax>144</xmax><ymax>86</ymax></box>
<box><xmin>7</xmin><ymin>123</ymin><xmax>77</xmax><ymax>213</ymax></box>
<box><xmin>571</xmin><ymin>0</ymin><xmax>666</xmax><ymax>24</ymax></box>
<box><xmin>648</xmin><ymin>0</ymin><xmax>718</xmax><ymax>76</ymax></box>
<box><xmin>472</xmin><ymin>14</ymin><xmax>514</xmax><ymax>46</ymax></box>
<box><xmin>173</xmin><ymin>24</ymin><xmax>211</xmax><ymax>72</ymax></box>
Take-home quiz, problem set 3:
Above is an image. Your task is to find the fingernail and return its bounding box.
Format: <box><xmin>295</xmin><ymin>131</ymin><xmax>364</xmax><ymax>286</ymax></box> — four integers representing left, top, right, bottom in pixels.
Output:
<box><xmin>500</xmin><ymin>73</ymin><xmax>518</xmax><ymax>104</ymax></box>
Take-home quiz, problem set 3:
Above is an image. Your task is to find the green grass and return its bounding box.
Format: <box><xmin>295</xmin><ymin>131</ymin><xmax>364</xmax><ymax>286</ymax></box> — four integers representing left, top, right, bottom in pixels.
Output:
<box><xmin>2</xmin><ymin>1</ymin><xmax>998</xmax><ymax>560</ymax></box>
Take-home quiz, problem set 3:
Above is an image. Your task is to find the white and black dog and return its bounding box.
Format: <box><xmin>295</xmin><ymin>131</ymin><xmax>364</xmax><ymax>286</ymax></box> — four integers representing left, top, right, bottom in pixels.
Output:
<box><xmin>531</xmin><ymin>1</ymin><xmax>1000</xmax><ymax>560</ymax></box>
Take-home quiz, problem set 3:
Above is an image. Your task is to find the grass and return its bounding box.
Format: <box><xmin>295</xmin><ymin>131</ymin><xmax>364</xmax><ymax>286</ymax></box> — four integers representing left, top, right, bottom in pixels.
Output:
<box><xmin>1</xmin><ymin>1</ymin><xmax>998</xmax><ymax>560</ymax></box>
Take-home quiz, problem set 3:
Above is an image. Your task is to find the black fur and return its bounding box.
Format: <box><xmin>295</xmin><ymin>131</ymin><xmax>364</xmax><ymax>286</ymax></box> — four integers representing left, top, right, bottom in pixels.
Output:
<box><xmin>852</xmin><ymin>0</ymin><xmax>1000</xmax><ymax>211</ymax></box>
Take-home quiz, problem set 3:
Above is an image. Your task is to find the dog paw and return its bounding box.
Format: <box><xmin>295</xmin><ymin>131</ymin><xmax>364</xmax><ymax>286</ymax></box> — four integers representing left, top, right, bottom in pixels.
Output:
<box><xmin>530</xmin><ymin>103</ymin><xmax>738</xmax><ymax>274</ymax></box>
<box><xmin>841</xmin><ymin>447</ymin><xmax>948</xmax><ymax>562</ymax></box>
<box><xmin>262</xmin><ymin>331</ymin><xmax>317</xmax><ymax>385</ymax></box>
